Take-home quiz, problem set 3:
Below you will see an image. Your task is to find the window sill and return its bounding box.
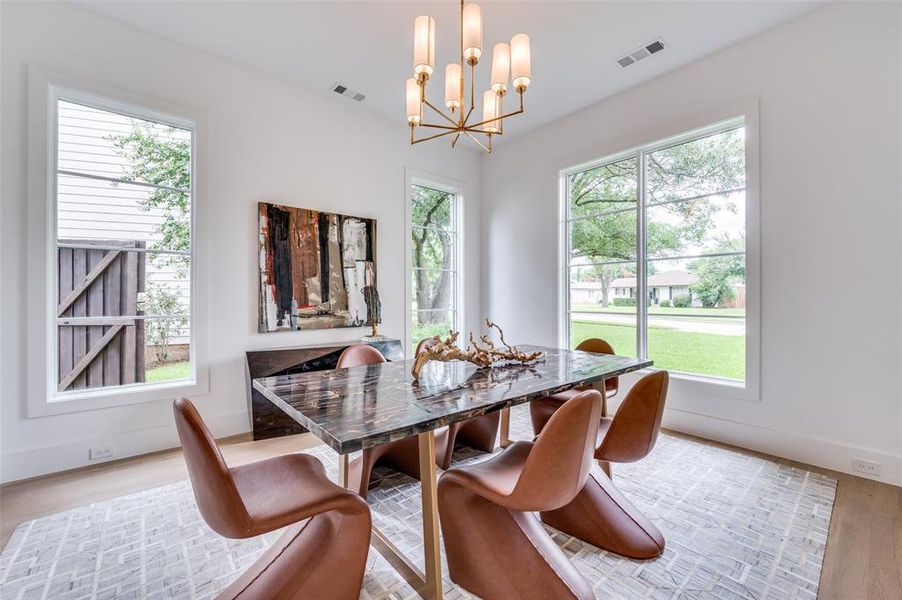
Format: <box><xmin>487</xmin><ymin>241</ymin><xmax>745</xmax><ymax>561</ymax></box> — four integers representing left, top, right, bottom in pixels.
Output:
<box><xmin>632</xmin><ymin>366</ymin><xmax>759</xmax><ymax>402</ymax></box>
<box><xmin>28</xmin><ymin>369</ymin><xmax>209</xmax><ymax>418</ymax></box>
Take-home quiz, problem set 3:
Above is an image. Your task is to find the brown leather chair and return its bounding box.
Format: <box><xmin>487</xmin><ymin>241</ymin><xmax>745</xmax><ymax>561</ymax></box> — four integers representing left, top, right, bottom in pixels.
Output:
<box><xmin>541</xmin><ymin>370</ymin><xmax>669</xmax><ymax>559</ymax></box>
<box><xmin>438</xmin><ymin>389</ymin><xmax>603</xmax><ymax>600</ymax></box>
<box><xmin>531</xmin><ymin>338</ymin><xmax>620</xmax><ymax>437</ymax></box>
<box><xmin>173</xmin><ymin>398</ymin><xmax>371</xmax><ymax>599</ymax></box>
<box><xmin>344</xmin><ymin>342</ymin><xmax>500</xmax><ymax>498</ymax></box>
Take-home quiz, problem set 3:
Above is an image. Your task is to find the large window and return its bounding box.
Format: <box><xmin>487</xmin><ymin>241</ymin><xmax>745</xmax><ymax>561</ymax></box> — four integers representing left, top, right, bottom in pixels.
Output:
<box><xmin>409</xmin><ymin>183</ymin><xmax>462</xmax><ymax>352</ymax></box>
<box><xmin>564</xmin><ymin>118</ymin><xmax>748</xmax><ymax>383</ymax></box>
<box><xmin>52</xmin><ymin>94</ymin><xmax>194</xmax><ymax>397</ymax></box>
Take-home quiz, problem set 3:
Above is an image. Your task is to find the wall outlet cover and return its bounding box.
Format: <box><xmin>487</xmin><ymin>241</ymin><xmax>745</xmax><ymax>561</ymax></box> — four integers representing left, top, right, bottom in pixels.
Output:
<box><xmin>89</xmin><ymin>446</ymin><xmax>114</xmax><ymax>461</ymax></box>
<box><xmin>851</xmin><ymin>458</ymin><xmax>882</xmax><ymax>477</ymax></box>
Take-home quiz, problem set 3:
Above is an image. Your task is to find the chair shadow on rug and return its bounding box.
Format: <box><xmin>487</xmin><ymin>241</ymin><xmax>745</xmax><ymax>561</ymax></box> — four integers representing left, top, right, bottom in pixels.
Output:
<box><xmin>173</xmin><ymin>398</ymin><xmax>371</xmax><ymax>600</ymax></box>
<box><xmin>437</xmin><ymin>389</ymin><xmax>603</xmax><ymax>600</ymax></box>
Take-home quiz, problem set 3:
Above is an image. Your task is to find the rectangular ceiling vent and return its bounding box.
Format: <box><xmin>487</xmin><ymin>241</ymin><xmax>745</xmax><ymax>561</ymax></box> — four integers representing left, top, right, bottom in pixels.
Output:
<box><xmin>331</xmin><ymin>83</ymin><xmax>366</xmax><ymax>102</ymax></box>
<box><xmin>617</xmin><ymin>38</ymin><xmax>667</xmax><ymax>68</ymax></box>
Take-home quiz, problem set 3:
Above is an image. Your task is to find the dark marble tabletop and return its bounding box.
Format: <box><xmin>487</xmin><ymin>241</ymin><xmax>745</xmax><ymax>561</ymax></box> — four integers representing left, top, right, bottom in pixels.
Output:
<box><xmin>252</xmin><ymin>345</ymin><xmax>652</xmax><ymax>454</ymax></box>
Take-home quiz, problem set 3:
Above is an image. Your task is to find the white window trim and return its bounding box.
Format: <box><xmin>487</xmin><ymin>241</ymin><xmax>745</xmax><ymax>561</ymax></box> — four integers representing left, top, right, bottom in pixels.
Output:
<box><xmin>26</xmin><ymin>67</ymin><xmax>209</xmax><ymax>417</ymax></box>
<box><xmin>558</xmin><ymin>101</ymin><xmax>760</xmax><ymax>402</ymax></box>
<box><xmin>404</xmin><ymin>169</ymin><xmax>466</xmax><ymax>358</ymax></box>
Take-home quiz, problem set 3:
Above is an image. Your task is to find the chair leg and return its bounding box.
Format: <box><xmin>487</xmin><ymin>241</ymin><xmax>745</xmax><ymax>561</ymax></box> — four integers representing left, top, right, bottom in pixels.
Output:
<box><xmin>599</xmin><ymin>460</ymin><xmax>611</xmax><ymax>479</ymax></box>
<box><xmin>455</xmin><ymin>412</ymin><xmax>501</xmax><ymax>453</ymax></box>
<box><xmin>219</xmin><ymin>503</ymin><xmax>372</xmax><ymax>600</ymax></box>
<box><xmin>352</xmin><ymin>430</ymin><xmax>468</xmax><ymax>496</ymax></box>
<box><xmin>436</xmin><ymin>425</ymin><xmax>458</xmax><ymax>470</ymax></box>
<box><xmin>439</xmin><ymin>415</ymin><xmax>499</xmax><ymax>471</ymax></box>
<box><xmin>529</xmin><ymin>398</ymin><xmax>563</xmax><ymax>437</ymax></box>
<box><xmin>540</xmin><ymin>462</ymin><xmax>664</xmax><ymax>559</ymax></box>
<box><xmin>350</xmin><ymin>436</ymin><xmax>427</xmax><ymax>498</ymax></box>
<box><xmin>438</xmin><ymin>478</ymin><xmax>594</xmax><ymax>600</ymax></box>
<box><xmin>349</xmin><ymin>444</ymin><xmax>393</xmax><ymax>499</ymax></box>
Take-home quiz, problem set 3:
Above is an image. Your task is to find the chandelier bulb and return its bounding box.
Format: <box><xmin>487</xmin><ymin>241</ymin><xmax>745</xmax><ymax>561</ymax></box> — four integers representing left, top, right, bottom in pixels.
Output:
<box><xmin>462</xmin><ymin>4</ymin><xmax>483</xmax><ymax>64</ymax></box>
<box><xmin>413</xmin><ymin>16</ymin><xmax>436</xmax><ymax>77</ymax></box>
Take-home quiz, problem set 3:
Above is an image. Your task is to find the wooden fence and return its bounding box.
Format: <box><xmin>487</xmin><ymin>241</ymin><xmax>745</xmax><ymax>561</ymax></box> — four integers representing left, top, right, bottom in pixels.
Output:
<box><xmin>57</xmin><ymin>239</ymin><xmax>145</xmax><ymax>391</ymax></box>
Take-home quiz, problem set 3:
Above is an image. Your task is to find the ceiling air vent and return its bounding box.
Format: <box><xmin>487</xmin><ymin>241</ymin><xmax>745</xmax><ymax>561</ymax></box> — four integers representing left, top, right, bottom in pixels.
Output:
<box><xmin>617</xmin><ymin>55</ymin><xmax>635</xmax><ymax>68</ymax></box>
<box><xmin>331</xmin><ymin>83</ymin><xmax>366</xmax><ymax>102</ymax></box>
<box><xmin>617</xmin><ymin>37</ymin><xmax>667</xmax><ymax>68</ymax></box>
<box><xmin>646</xmin><ymin>40</ymin><xmax>665</xmax><ymax>54</ymax></box>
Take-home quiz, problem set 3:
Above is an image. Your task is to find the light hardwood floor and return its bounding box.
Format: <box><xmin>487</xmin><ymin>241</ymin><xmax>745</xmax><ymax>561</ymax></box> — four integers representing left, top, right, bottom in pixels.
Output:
<box><xmin>1</xmin><ymin>430</ymin><xmax>899</xmax><ymax>599</ymax></box>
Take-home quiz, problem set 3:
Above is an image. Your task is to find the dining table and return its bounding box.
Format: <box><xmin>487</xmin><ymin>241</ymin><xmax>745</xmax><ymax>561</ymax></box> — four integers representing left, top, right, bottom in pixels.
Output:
<box><xmin>252</xmin><ymin>344</ymin><xmax>652</xmax><ymax>600</ymax></box>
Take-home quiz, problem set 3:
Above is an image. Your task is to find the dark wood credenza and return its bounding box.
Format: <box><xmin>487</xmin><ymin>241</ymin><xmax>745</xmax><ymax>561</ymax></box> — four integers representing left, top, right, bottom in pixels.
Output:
<box><xmin>245</xmin><ymin>339</ymin><xmax>404</xmax><ymax>440</ymax></box>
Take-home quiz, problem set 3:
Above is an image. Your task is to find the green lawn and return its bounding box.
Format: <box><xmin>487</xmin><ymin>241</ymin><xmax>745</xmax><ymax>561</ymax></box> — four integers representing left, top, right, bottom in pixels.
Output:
<box><xmin>412</xmin><ymin>322</ymin><xmax>455</xmax><ymax>352</ymax></box>
<box><xmin>572</xmin><ymin>303</ymin><xmax>745</xmax><ymax>318</ymax></box>
<box><xmin>146</xmin><ymin>361</ymin><xmax>191</xmax><ymax>382</ymax></box>
<box><xmin>571</xmin><ymin>320</ymin><xmax>745</xmax><ymax>381</ymax></box>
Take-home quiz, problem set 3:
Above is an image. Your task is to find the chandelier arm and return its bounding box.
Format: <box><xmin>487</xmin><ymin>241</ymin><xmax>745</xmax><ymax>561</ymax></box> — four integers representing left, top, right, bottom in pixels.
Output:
<box><xmin>423</xmin><ymin>98</ymin><xmax>459</xmax><ymax>127</ymax></box>
<box><xmin>420</xmin><ymin>123</ymin><xmax>460</xmax><ymax>130</ymax></box>
<box><xmin>411</xmin><ymin>128</ymin><xmax>458</xmax><ymax>145</ymax></box>
<box><xmin>451</xmin><ymin>132</ymin><xmax>461</xmax><ymax>147</ymax></box>
<box><xmin>461</xmin><ymin>104</ymin><xmax>475</xmax><ymax>128</ymax></box>
<box><xmin>469</xmin><ymin>62</ymin><xmax>476</xmax><ymax>111</ymax></box>
<box><xmin>462</xmin><ymin>130</ymin><xmax>491</xmax><ymax>153</ymax></box>
<box><xmin>465</xmin><ymin>104</ymin><xmax>524</xmax><ymax>129</ymax></box>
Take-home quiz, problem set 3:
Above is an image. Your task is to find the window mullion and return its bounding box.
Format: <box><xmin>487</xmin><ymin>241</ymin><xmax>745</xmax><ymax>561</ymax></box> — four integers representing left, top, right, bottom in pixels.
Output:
<box><xmin>637</xmin><ymin>151</ymin><xmax>649</xmax><ymax>360</ymax></box>
<box><xmin>563</xmin><ymin>173</ymin><xmax>573</xmax><ymax>348</ymax></box>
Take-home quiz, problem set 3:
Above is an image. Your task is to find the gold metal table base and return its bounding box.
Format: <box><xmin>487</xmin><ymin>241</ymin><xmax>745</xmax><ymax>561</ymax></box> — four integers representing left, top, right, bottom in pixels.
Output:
<box><xmin>337</xmin><ymin>430</ymin><xmax>444</xmax><ymax>600</ymax></box>
<box><xmin>499</xmin><ymin>407</ymin><xmax>512</xmax><ymax>448</ymax></box>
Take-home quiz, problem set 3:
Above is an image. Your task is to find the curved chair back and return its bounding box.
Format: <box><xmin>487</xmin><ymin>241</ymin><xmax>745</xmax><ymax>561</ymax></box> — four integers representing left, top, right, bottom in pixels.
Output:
<box><xmin>173</xmin><ymin>398</ymin><xmax>251</xmax><ymax>538</ymax></box>
<box><xmin>337</xmin><ymin>344</ymin><xmax>387</xmax><ymax>369</ymax></box>
<box><xmin>576</xmin><ymin>337</ymin><xmax>619</xmax><ymax>396</ymax></box>
<box><xmin>512</xmin><ymin>389</ymin><xmax>602</xmax><ymax>511</ymax></box>
<box><xmin>596</xmin><ymin>370</ymin><xmax>669</xmax><ymax>463</ymax></box>
<box><xmin>414</xmin><ymin>337</ymin><xmax>438</xmax><ymax>356</ymax></box>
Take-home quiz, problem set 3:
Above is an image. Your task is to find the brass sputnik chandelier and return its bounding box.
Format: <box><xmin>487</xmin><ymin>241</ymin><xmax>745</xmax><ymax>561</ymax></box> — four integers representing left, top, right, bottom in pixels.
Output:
<box><xmin>406</xmin><ymin>0</ymin><xmax>532</xmax><ymax>153</ymax></box>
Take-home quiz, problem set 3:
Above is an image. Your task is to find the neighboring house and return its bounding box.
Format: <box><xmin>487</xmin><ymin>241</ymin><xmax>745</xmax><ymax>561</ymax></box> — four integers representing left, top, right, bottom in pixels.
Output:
<box><xmin>611</xmin><ymin>270</ymin><xmax>699</xmax><ymax>305</ymax></box>
<box><xmin>570</xmin><ymin>281</ymin><xmax>605</xmax><ymax>304</ymax></box>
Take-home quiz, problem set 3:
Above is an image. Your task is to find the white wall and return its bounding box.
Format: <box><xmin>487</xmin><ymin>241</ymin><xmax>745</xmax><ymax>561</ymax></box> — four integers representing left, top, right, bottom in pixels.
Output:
<box><xmin>0</xmin><ymin>2</ymin><xmax>482</xmax><ymax>482</ymax></box>
<box><xmin>482</xmin><ymin>3</ymin><xmax>902</xmax><ymax>485</ymax></box>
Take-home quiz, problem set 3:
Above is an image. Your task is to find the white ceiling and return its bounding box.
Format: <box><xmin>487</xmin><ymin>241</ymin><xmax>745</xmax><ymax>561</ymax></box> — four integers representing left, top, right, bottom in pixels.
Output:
<box><xmin>77</xmin><ymin>1</ymin><xmax>820</xmax><ymax>142</ymax></box>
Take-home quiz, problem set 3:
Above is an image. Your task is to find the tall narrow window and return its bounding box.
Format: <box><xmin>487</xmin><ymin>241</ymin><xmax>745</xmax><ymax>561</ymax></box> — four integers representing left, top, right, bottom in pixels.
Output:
<box><xmin>564</xmin><ymin>118</ymin><xmax>748</xmax><ymax>383</ymax></box>
<box><xmin>410</xmin><ymin>183</ymin><xmax>461</xmax><ymax>352</ymax></box>
<box><xmin>54</xmin><ymin>97</ymin><xmax>194</xmax><ymax>395</ymax></box>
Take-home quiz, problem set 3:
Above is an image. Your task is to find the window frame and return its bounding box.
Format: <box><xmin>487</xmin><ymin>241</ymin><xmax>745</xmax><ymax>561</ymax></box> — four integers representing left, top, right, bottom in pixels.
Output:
<box><xmin>26</xmin><ymin>67</ymin><xmax>209</xmax><ymax>417</ymax></box>
<box><xmin>559</xmin><ymin>104</ymin><xmax>760</xmax><ymax>401</ymax></box>
<box><xmin>404</xmin><ymin>170</ymin><xmax>465</xmax><ymax>358</ymax></box>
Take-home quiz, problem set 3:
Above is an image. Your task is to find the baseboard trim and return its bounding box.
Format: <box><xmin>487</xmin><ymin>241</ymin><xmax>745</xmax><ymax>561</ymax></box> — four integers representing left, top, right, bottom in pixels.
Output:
<box><xmin>4</xmin><ymin>404</ymin><xmax>899</xmax><ymax>488</ymax></box>
<box><xmin>661</xmin><ymin>406</ymin><xmax>902</xmax><ymax>487</ymax></box>
<box><xmin>0</xmin><ymin>410</ymin><xmax>250</xmax><ymax>483</ymax></box>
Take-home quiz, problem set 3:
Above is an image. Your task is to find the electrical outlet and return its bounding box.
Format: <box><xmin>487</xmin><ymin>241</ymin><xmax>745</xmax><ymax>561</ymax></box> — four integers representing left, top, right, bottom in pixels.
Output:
<box><xmin>89</xmin><ymin>445</ymin><xmax>114</xmax><ymax>461</ymax></box>
<box><xmin>851</xmin><ymin>458</ymin><xmax>881</xmax><ymax>477</ymax></box>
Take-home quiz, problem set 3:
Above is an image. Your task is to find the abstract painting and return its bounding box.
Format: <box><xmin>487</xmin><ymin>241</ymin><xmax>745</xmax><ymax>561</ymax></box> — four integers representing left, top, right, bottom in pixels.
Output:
<box><xmin>258</xmin><ymin>202</ymin><xmax>377</xmax><ymax>332</ymax></box>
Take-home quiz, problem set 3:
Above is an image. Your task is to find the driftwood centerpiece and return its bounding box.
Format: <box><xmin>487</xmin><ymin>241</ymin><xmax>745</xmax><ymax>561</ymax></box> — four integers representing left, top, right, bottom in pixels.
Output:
<box><xmin>411</xmin><ymin>320</ymin><xmax>544</xmax><ymax>380</ymax></box>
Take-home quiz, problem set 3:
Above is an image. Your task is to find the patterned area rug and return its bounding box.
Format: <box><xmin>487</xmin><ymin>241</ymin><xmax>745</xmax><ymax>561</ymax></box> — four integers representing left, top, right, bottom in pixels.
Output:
<box><xmin>0</xmin><ymin>406</ymin><xmax>836</xmax><ymax>599</ymax></box>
